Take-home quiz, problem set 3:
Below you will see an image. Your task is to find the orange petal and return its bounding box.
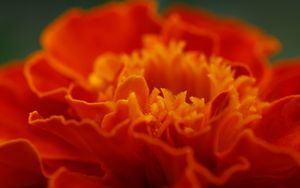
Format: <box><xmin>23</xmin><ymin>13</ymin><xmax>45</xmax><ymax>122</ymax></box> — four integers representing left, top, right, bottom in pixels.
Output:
<box><xmin>101</xmin><ymin>100</ymin><xmax>130</xmax><ymax>132</ymax></box>
<box><xmin>42</xmin><ymin>2</ymin><xmax>161</xmax><ymax>83</ymax></box>
<box><xmin>89</xmin><ymin>53</ymin><xmax>124</xmax><ymax>90</ymax></box>
<box><xmin>114</xmin><ymin>76</ymin><xmax>149</xmax><ymax>109</ymax></box>
<box><xmin>24</xmin><ymin>52</ymin><xmax>71</xmax><ymax>99</ymax></box>
<box><xmin>67</xmin><ymin>82</ymin><xmax>99</xmax><ymax>103</ymax></box>
<box><xmin>66</xmin><ymin>84</ymin><xmax>113</xmax><ymax>124</ymax></box>
<box><xmin>0</xmin><ymin>139</ymin><xmax>46</xmax><ymax>187</ymax></box>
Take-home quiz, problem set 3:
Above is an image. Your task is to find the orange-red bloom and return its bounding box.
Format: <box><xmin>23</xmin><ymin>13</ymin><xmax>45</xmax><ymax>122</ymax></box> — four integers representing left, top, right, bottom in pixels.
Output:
<box><xmin>1</xmin><ymin>1</ymin><xmax>300</xmax><ymax>188</ymax></box>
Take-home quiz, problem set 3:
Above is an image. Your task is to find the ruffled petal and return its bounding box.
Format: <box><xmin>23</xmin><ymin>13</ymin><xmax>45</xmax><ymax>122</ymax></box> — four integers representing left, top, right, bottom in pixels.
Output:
<box><xmin>41</xmin><ymin>2</ymin><xmax>161</xmax><ymax>82</ymax></box>
<box><xmin>28</xmin><ymin>105</ymin><xmax>206</xmax><ymax>187</ymax></box>
<box><xmin>28</xmin><ymin>111</ymin><xmax>106</xmax><ymax>177</ymax></box>
<box><xmin>0</xmin><ymin>63</ymin><xmax>69</xmax><ymax>141</ymax></box>
<box><xmin>28</xmin><ymin>111</ymin><xmax>98</xmax><ymax>161</ymax></box>
<box><xmin>66</xmin><ymin>84</ymin><xmax>113</xmax><ymax>124</ymax></box>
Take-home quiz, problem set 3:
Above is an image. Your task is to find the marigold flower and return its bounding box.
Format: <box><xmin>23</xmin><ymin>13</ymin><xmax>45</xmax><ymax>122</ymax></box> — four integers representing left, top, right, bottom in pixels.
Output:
<box><xmin>1</xmin><ymin>1</ymin><xmax>300</xmax><ymax>188</ymax></box>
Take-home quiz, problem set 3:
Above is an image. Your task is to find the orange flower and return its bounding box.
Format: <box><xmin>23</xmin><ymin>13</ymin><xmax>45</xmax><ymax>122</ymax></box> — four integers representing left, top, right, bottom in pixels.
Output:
<box><xmin>1</xmin><ymin>1</ymin><xmax>300</xmax><ymax>187</ymax></box>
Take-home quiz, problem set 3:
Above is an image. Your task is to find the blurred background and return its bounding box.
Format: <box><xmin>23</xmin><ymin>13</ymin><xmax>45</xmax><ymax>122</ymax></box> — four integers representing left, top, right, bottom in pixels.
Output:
<box><xmin>0</xmin><ymin>0</ymin><xmax>299</xmax><ymax>64</ymax></box>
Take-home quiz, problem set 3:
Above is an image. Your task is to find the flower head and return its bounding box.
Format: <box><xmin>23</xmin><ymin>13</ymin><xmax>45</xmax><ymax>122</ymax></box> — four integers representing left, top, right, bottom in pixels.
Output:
<box><xmin>1</xmin><ymin>1</ymin><xmax>300</xmax><ymax>188</ymax></box>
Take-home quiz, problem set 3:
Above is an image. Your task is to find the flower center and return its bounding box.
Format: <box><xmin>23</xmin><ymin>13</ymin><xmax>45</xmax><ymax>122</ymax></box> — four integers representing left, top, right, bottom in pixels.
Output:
<box><xmin>88</xmin><ymin>36</ymin><xmax>267</xmax><ymax>136</ymax></box>
<box><xmin>89</xmin><ymin>36</ymin><xmax>243</xmax><ymax>101</ymax></box>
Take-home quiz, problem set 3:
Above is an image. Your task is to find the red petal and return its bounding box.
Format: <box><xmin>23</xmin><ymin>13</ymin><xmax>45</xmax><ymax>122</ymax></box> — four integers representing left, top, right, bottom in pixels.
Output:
<box><xmin>0</xmin><ymin>63</ymin><xmax>68</xmax><ymax>141</ymax></box>
<box><xmin>49</xmin><ymin>168</ymin><xmax>105</xmax><ymax>188</ymax></box>
<box><xmin>162</xmin><ymin>15</ymin><xmax>218</xmax><ymax>56</ymax></box>
<box><xmin>133</xmin><ymin>123</ymin><xmax>249</xmax><ymax>187</ymax></box>
<box><xmin>261</xmin><ymin>59</ymin><xmax>300</xmax><ymax>101</ymax></box>
<box><xmin>252</xmin><ymin>95</ymin><xmax>300</xmax><ymax>151</ymax></box>
<box><xmin>172</xmin><ymin>168</ymin><xmax>202</xmax><ymax>188</ymax></box>
<box><xmin>42</xmin><ymin>2</ymin><xmax>161</xmax><ymax>82</ymax></box>
<box><xmin>219</xmin><ymin>130</ymin><xmax>300</xmax><ymax>188</ymax></box>
<box><xmin>29</xmin><ymin>108</ymin><xmax>205</xmax><ymax>187</ymax></box>
<box><xmin>0</xmin><ymin>139</ymin><xmax>46</xmax><ymax>187</ymax></box>
<box><xmin>164</xmin><ymin>6</ymin><xmax>280</xmax><ymax>81</ymax></box>
<box><xmin>132</xmin><ymin>134</ymin><xmax>203</xmax><ymax>187</ymax></box>
<box><xmin>230</xmin><ymin>63</ymin><xmax>252</xmax><ymax>78</ymax></box>
<box><xmin>43</xmin><ymin>159</ymin><xmax>104</xmax><ymax>178</ymax></box>
<box><xmin>0</xmin><ymin>63</ymin><xmax>32</xmax><ymax>140</ymax></box>
<box><xmin>28</xmin><ymin>111</ymin><xmax>98</xmax><ymax>161</ymax></box>
<box><xmin>28</xmin><ymin>111</ymin><xmax>107</xmax><ymax>177</ymax></box>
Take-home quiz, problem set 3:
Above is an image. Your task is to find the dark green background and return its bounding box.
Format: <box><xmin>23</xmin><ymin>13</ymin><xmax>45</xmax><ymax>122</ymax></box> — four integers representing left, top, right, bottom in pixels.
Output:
<box><xmin>1</xmin><ymin>0</ymin><xmax>299</xmax><ymax>64</ymax></box>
